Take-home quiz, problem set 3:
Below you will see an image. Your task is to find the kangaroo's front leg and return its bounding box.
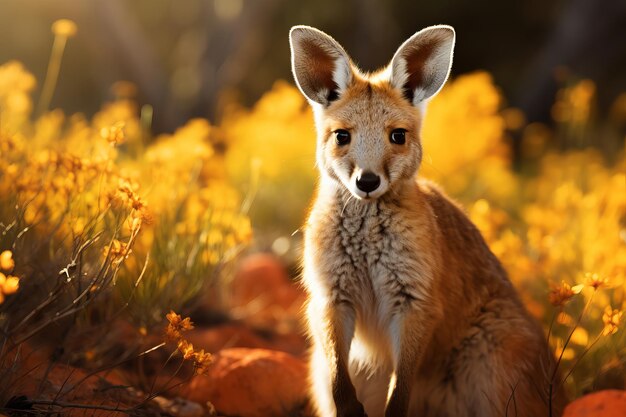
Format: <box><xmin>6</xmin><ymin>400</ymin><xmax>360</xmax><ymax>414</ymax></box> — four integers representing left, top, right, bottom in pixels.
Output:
<box><xmin>308</xmin><ymin>299</ymin><xmax>366</xmax><ymax>417</ymax></box>
<box><xmin>385</xmin><ymin>306</ymin><xmax>437</xmax><ymax>417</ymax></box>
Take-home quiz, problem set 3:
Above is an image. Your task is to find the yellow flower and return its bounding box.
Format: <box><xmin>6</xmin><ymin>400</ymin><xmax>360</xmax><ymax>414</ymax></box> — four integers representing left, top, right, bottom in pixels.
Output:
<box><xmin>165</xmin><ymin>326</ymin><xmax>181</xmax><ymax>342</ymax></box>
<box><xmin>100</xmin><ymin>122</ymin><xmax>126</xmax><ymax>146</ymax></box>
<box><xmin>128</xmin><ymin>215</ymin><xmax>142</xmax><ymax>233</ymax></box>
<box><xmin>0</xmin><ymin>272</ymin><xmax>20</xmax><ymax>304</ymax></box>
<box><xmin>52</xmin><ymin>19</ymin><xmax>77</xmax><ymax>37</ymax></box>
<box><xmin>548</xmin><ymin>281</ymin><xmax>583</xmax><ymax>307</ymax></box>
<box><xmin>0</xmin><ymin>250</ymin><xmax>14</xmax><ymax>271</ymax></box>
<box><xmin>166</xmin><ymin>310</ymin><xmax>194</xmax><ymax>333</ymax></box>
<box><xmin>131</xmin><ymin>196</ymin><xmax>146</xmax><ymax>212</ymax></box>
<box><xmin>2</xmin><ymin>276</ymin><xmax>19</xmax><ymax>295</ymax></box>
<box><xmin>602</xmin><ymin>306</ymin><xmax>622</xmax><ymax>336</ymax></box>
<box><xmin>165</xmin><ymin>311</ymin><xmax>206</xmax><ymax>365</ymax></box>
<box><xmin>118</xmin><ymin>178</ymin><xmax>138</xmax><ymax>198</ymax></box>
<box><xmin>584</xmin><ymin>272</ymin><xmax>609</xmax><ymax>290</ymax></box>
<box><xmin>103</xmin><ymin>239</ymin><xmax>130</xmax><ymax>264</ymax></box>
<box><xmin>116</xmin><ymin>178</ymin><xmax>147</xmax><ymax>213</ymax></box>
<box><xmin>194</xmin><ymin>349</ymin><xmax>212</xmax><ymax>374</ymax></box>
<box><xmin>177</xmin><ymin>339</ymin><xmax>195</xmax><ymax>360</ymax></box>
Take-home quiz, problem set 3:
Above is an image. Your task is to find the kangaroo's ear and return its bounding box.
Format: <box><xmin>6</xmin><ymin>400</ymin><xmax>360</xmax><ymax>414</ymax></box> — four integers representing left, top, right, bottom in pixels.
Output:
<box><xmin>389</xmin><ymin>25</ymin><xmax>455</xmax><ymax>106</ymax></box>
<box><xmin>289</xmin><ymin>26</ymin><xmax>353</xmax><ymax>106</ymax></box>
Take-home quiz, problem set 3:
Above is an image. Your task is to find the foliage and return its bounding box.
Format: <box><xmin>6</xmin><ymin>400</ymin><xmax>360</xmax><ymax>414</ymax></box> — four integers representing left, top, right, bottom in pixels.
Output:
<box><xmin>224</xmin><ymin>81</ymin><xmax>316</xmax><ymax>241</ymax></box>
<box><xmin>0</xmin><ymin>56</ymin><xmax>250</xmax><ymax>405</ymax></box>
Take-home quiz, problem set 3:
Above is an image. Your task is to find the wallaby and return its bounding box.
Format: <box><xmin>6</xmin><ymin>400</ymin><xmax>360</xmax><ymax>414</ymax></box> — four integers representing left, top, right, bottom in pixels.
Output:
<box><xmin>289</xmin><ymin>25</ymin><xmax>567</xmax><ymax>417</ymax></box>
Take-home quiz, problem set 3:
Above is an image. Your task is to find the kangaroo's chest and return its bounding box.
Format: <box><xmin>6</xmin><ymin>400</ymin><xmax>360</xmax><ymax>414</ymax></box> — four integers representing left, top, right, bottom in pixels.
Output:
<box><xmin>304</xmin><ymin>195</ymin><xmax>439</xmax><ymax>361</ymax></box>
<box><xmin>336</xmin><ymin>203</ymin><xmax>393</xmax><ymax>278</ymax></box>
<box><xmin>312</xmin><ymin>200</ymin><xmax>428</xmax><ymax>311</ymax></box>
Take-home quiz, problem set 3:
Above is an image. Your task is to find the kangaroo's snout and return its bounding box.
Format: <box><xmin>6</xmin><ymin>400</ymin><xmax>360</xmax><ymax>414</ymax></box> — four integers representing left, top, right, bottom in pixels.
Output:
<box><xmin>356</xmin><ymin>172</ymin><xmax>381</xmax><ymax>193</ymax></box>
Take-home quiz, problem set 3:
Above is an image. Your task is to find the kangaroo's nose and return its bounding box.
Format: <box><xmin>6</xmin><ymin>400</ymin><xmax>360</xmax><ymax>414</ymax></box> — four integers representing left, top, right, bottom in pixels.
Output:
<box><xmin>356</xmin><ymin>172</ymin><xmax>381</xmax><ymax>193</ymax></box>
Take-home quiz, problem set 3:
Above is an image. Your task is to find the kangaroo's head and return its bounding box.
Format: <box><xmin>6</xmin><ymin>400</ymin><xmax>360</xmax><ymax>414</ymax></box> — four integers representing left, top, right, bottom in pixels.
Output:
<box><xmin>289</xmin><ymin>25</ymin><xmax>455</xmax><ymax>200</ymax></box>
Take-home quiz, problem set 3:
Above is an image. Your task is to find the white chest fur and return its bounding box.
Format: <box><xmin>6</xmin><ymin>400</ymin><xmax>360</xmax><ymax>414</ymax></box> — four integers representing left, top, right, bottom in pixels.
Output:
<box><xmin>304</xmin><ymin>189</ymin><xmax>437</xmax><ymax>352</ymax></box>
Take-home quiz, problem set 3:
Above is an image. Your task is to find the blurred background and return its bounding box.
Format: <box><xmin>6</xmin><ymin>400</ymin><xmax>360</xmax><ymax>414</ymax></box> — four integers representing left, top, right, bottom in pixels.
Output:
<box><xmin>3</xmin><ymin>0</ymin><xmax>626</xmax><ymax>248</ymax></box>
<box><xmin>2</xmin><ymin>0</ymin><xmax>626</xmax><ymax>133</ymax></box>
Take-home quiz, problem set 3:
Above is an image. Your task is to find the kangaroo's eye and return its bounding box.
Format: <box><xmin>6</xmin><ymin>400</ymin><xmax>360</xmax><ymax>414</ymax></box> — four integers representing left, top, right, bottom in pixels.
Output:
<box><xmin>334</xmin><ymin>129</ymin><xmax>351</xmax><ymax>146</ymax></box>
<box><xmin>390</xmin><ymin>129</ymin><xmax>406</xmax><ymax>145</ymax></box>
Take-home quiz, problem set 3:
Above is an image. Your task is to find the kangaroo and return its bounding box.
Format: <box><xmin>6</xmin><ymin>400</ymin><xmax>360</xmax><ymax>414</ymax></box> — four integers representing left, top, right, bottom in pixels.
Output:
<box><xmin>289</xmin><ymin>25</ymin><xmax>567</xmax><ymax>417</ymax></box>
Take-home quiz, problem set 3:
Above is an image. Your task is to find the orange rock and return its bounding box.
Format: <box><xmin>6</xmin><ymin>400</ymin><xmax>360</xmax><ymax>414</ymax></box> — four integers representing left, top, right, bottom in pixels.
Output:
<box><xmin>186</xmin><ymin>323</ymin><xmax>308</xmax><ymax>357</ymax></box>
<box><xmin>186</xmin><ymin>324</ymin><xmax>271</xmax><ymax>352</ymax></box>
<box><xmin>230</xmin><ymin>253</ymin><xmax>301</xmax><ymax>308</ymax></box>
<box><xmin>230</xmin><ymin>254</ymin><xmax>305</xmax><ymax>329</ymax></box>
<box><xmin>268</xmin><ymin>330</ymin><xmax>309</xmax><ymax>357</ymax></box>
<box><xmin>24</xmin><ymin>363</ymin><xmax>131</xmax><ymax>417</ymax></box>
<box><xmin>182</xmin><ymin>348</ymin><xmax>308</xmax><ymax>417</ymax></box>
<box><xmin>564</xmin><ymin>390</ymin><xmax>626</xmax><ymax>416</ymax></box>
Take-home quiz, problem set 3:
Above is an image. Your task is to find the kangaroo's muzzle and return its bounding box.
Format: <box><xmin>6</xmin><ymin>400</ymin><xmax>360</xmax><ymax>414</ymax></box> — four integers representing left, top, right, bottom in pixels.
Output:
<box><xmin>356</xmin><ymin>172</ymin><xmax>381</xmax><ymax>193</ymax></box>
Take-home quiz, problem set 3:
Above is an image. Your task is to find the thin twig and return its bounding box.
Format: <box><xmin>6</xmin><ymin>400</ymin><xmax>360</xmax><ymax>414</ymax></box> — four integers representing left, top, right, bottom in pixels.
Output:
<box><xmin>548</xmin><ymin>288</ymin><xmax>597</xmax><ymax>417</ymax></box>
<box><xmin>59</xmin><ymin>343</ymin><xmax>166</xmax><ymax>399</ymax></box>
<box><xmin>23</xmin><ymin>399</ymin><xmax>133</xmax><ymax>414</ymax></box>
<box><xmin>546</xmin><ymin>309</ymin><xmax>558</xmax><ymax>344</ymax></box>
<box><xmin>559</xmin><ymin>333</ymin><xmax>602</xmax><ymax>388</ymax></box>
<box><xmin>552</xmin><ymin>290</ymin><xmax>596</xmax><ymax>380</ymax></box>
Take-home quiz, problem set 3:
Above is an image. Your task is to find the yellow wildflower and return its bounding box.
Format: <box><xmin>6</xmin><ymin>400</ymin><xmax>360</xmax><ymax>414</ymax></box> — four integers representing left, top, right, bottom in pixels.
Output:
<box><xmin>130</xmin><ymin>195</ymin><xmax>146</xmax><ymax>212</ymax></box>
<box><xmin>101</xmin><ymin>122</ymin><xmax>126</xmax><ymax>146</ymax></box>
<box><xmin>2</xmin><ymin>276</ymin><xmax>19</xmax><ymax>295</ymax></box>
<box><xmin>127</xmin><ymin>215</ymin><xmax>142</xmax><ymax>233</ymax></box>
<box><xmin>166</xmin><ymin>310</ymin><xmax>181</xmax><ymax>325</ymax></box>
<box><xmin>602</xmin><ymin>307</ymin><xmax>622</xmax><ymax>336</ymax></box>
<box><xmin>103</xmin><ymin>239</ymin><xmax>130</xmax><ymax>264</ymax></box>
<box><xmin>194</xmin><ymin>349</ymin><xmax>212</xmax><ymax>374</ymax></box>
<box><xmin>0</xmin><ymin>250</ymin><xmax>14</xmax><ymax>271</ymax></box>
<box><xmin>165</xmin><ymin>311</ymin><xmax>210</xmax><ymax>371</ymax></box>
<box><xmin>177</xmin><ymin>339</ymin><xmax>195</xmax><ymax>360</ymax></box>
<box><xmin>584</xmin><ymin>272</ymin><xmax>609</xmax><ymax>290</ymax></box>
<box><xmin>166</xmin><ymin>310</ymin><xmax>194</xmax><ymax>338</ymax></box>
<box><xmin>0</xmin><ymin>272</ymin><xmax>20</xmax><ymax>304</ymax></box>
<box><xmin>166</xmin><ymin>311</ymin><xmax>194</xmax><ymax>330</ymax></box>
<box><xmin>52</xmin><ymin>19</ymin><xmax>77</xmax><ymax>37</ymax></box>
<box><xmin>118</xmin><ymin>178</ymin><xmax>138</xmax><ymax>198</ymax></box>
<box><xmin>116</xmin><ymin>178</ymin><xmax>147</xmax><ymax>212</ymax></box>
<box><xmin>548</xmin><ymin>281</ymin><xmax>583</xmax><ymax>307</ymax></box>
<box><xmin>165</xmin><ymin>326</ymin><xmax>181</xmax><ymax>342</ymax></box>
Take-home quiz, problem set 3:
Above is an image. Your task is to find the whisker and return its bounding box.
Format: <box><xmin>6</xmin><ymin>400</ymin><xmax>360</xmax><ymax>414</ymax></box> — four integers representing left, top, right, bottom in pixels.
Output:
<box><xmin>341</xmin><ymin>194</ymin><xmax>354</xmax><ymax>217</ymax></box>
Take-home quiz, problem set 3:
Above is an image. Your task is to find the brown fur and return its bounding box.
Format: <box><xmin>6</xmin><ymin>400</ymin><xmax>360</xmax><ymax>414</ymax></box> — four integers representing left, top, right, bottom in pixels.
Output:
<box><xmin>290</xmin><ymin>25</ymin><xmax>567</xmax><ymax>417</ymax></box>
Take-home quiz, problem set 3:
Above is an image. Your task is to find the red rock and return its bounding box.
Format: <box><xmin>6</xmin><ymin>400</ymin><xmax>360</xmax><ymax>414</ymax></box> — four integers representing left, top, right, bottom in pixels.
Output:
<box><xmin>232</xmin><ymin>254</ymin><xmax>291</xmax><ymax>303</ymax></box>
<box><xmin>230</xmin><ymin>254</ymin><xmax>305</xmax><ymax>329</ymax></box>
<box><xmin>268</xmin><ymin>330</ymin><xmax>308</xmax><ymax>357</ymax></box>
<box><xmin>6</xmin><ymin>342</ymin><xmax>179</xmax><ymax>417</ymax></box>
<box><xmin>186</xmin><ymin>323</ymin><xmax>308</xmax><ymax>357</ymax></box>
<box><xmin>25</xmin><ymin>363</ymin><xmax>131</xmax><ymax>417</ymax></box>
<box><xmin>186</xmin><ymin>324</ymin><xmax>271</xmax><ymax>352</ymax></box>
<box><xmin>564</xmin><ymin>390</ymin><xmax>626</xmax><ymax>416</ymax></box>
<box><xmin>182</xmin><ymin>348</ymin><xmax>308</xmax><ymax>417</ymax></box>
